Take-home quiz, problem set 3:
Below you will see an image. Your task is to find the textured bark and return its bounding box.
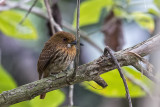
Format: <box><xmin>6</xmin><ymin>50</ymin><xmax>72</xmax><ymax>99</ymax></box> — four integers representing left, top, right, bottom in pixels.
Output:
<box><xmin>0</xmin><ymin>34</ymin><xmax>160</xmax><ymax>106</ymax></box>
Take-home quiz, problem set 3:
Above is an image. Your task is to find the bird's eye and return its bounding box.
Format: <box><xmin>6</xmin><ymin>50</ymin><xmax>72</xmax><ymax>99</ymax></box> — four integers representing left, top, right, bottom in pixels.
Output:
<box><xmin>63</xmin><ymin>38</ymin><xmax>68</xmax><ymax>41</ymax></box>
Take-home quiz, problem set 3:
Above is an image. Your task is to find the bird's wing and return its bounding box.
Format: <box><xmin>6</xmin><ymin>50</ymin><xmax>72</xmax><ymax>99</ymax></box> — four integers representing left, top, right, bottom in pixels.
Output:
<box><xmin>37</xmin><ymin>42</ymin><xmax>56</xmax><ymax>79</ymax></box>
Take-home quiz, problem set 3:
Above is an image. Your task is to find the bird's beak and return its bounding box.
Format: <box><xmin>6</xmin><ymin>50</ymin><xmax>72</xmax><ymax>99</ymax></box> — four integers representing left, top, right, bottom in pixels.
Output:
<box><xmin>70</xmin><ymin>41</ymin><xmax>84</xmax><ymax>46</ymax></box>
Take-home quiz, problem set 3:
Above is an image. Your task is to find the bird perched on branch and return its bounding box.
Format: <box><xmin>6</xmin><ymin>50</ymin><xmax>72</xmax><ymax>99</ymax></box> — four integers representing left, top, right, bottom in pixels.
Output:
<box><xmin>37</xmin><ymin>31</ymin><xmax>81</xmax><ymax>99</ymax></box>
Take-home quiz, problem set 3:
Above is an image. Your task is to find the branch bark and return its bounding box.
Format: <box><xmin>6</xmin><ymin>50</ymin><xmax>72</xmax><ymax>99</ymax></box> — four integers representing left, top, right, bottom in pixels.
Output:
<box><xmin>0</xmin><ymin>34</ymin><xmax>160</xmax><ymax>106</ymax></box>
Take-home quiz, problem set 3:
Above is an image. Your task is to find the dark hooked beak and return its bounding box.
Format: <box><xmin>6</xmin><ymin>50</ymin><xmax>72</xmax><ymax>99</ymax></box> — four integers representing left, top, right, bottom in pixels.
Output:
<box><xmin>70</xmin><ymin>41</ymin><xmax>84</xmax><ymax>46</ymax></box>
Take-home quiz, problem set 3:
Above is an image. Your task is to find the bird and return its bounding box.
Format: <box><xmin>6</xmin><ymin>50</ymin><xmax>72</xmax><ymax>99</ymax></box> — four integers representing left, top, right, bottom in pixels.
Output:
<box><xmin>37</xmin><ymin>31</ymin><xmax>78</xmax><ymax>99</ymax></box>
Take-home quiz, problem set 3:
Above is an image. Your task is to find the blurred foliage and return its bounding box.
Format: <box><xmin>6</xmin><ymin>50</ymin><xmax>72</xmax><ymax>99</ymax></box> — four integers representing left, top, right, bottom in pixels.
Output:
<box><xmin>0</xmin><ymin>65</ymin><xmax>17</xmax><ymax>93</ymax></box>
<box><xmin>131</xmin><ymin>12</ymin><xmax>155</xmax><ymax>32</ymax></box>
<box><xmin>154</xmin><ymin>0</ymin><xmax>160</xmax><ymax>9</ymax></box>
<box><xmin>148</xmin><ymin>8</ymin><xmax>160</xmax><ymax>17</ymax></box>
<box><xmin>73</xmin><ymin>0</ymin><xmax>113</xmax><ymax>27</ymax></box>
<box><xmin>30</xmin><ymin>90</ymin><xmax>65</xmax><ymax>107</ymax></box>
<box><xmin>82</xmin><ymin>66</ymin><xmax>153</xmax><ymax>98</ymax></box>
<box><xmin>11</xmin><ymin>101</ymin><xmax>31</xmax><ymax>107</ymax></box>
<box><xmin>0</xmin><ymin>65</ymin><xmax>65</xmax><ymax>107</ymax></box>
<box><xmin>73</xmin><ymin>0</ymin><xmax>159</xmax><ymax>32</ymax></box>
<box><xmin>0</xmin><ymin>10</ymin><xmax>37</xmax><ymax>40</ymax></box>
<box><xmin>12</xmin><ymin>90</ymin><xmax>65</xmax><ymax>107</ymax></box>
<box><xmin>0</xmin><ymin>0</ymin><xmax>160</xmax><ymax>106</ymax></box>
<box><xmin>113</xmin><ymin>7</ymin><xmax>128</xmax><ymax>18</ymax></box>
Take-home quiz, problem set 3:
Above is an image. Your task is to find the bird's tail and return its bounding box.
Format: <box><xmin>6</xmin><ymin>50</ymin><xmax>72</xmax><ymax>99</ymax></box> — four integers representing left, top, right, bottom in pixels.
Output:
<box><xmin>39</xmin><ymin>72</ymin><xmax>48</xmax><ymax>99</ymax></box>
<box><xmin>40</xmin><ymin>93</ymin><xmax>46</xmax><ymax>99</ymax></box>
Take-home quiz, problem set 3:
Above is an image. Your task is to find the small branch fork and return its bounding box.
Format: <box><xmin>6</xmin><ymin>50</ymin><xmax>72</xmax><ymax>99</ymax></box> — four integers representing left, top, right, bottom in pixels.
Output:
<box><xmin>44</xmin><ymin>0</ymin><xmax>55</xmax><ymax>35</ymax></box>
<box><xmin>104</xmin><ymin>46</ymin><xmax>132</xmax><ymax>107</ymax></box>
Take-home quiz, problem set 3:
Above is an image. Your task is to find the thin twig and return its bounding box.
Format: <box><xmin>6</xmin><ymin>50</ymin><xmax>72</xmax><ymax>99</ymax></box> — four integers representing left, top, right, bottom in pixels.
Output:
<box><xmin>19</xmin><ymin>0</ymin><xmax>38</xmax><ymax>24</ymax></box>
<box><xmin>132</xmin><ymin>62</ymin><xmax>156</xmax><ymax>82</ymax></box>
<box><xmin>69</xmin><ymin>1</ymin><xmax>80</xmax><ymax>105</ymax></box>
<box><xmin>73</xmin><ymin>0</ymin><xmax>80</xmax><ymax>78</ymax></box>
<box><xmin>104</xmin><ymin>46</ymin><xmax>132</xmax><ymax>107</ymax></box>
<box><xmin>44</xmin><ymin>0</ymin><xmax>55</xmax><ymax>35</ymax></box>
<box><xmin>0</xmin><ymin>0</ymin><xmax>5</xmax><ymax>5</ymax></box>
<box><xmin>68</xmin><ymin>62</ymin><xmax>74</xmax><ymax>107</ymax></box>
<box><xmin>0</xmin><ymin>0</ymin><xmax>31</xmax><ymax>11</ymax></box>
<box><xmin>69</xmin><ymin>85</ymin><xmax>74</xmax><ymax>106</ymax></box>
<box><xmin>44</xmin><ymin>0</ymin><xmax>62</xmax><ymax>33</ymax></box>
<box><xmin>128</xmin><ymin>51</ymin><xmax>154</xmax><ymax>73</ymax></box>
<box><xmin>0</xmin><ymin>48</ymin><xmax>1</xmax><ymax>65</ymax></box>
<box><xmin>123</xmin><ymin>69</ymin><xmax>153</xmax><ymax>98</ymax></box>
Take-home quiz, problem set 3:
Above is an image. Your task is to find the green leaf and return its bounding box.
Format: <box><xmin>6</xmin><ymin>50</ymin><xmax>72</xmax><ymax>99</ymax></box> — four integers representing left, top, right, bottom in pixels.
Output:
<box><xmin>0</xmin><ymin>65</ymin><xmax>31</xmax><ymax>107</ymax></box>
<box><xmin>12</xmin><ymin>90</ymin><xmax>65</xmax><ymax>107</ymax></box>
<box><xmin>0</xmin><ymin>10</ymin><xmax>37</xmax><ymax>39</ymax></box>
<box><xmin>148</xmin><ymin>8</ymin><xmax>160</xmax><ymax>16</ymax></box>
<box><xmin>132</xmin><ymin>12</ymin><xmax>155</xmax><ymax>32</ymax></box>
<box><xmin>154</xmin><ymin>0</ymin><xmax>160</xmax><ymax>9</ymax></box>
<box><xmin>30</xmin><ymin>90</ymin><xmax>65</xmax><ymax>107</ymax></box>
<box><xmin>82</xmin><ymin>66</ymin><xmax>152</xmax><ymax>98</ymax></box>
<box><xmin>11</xmin><ymin>101</ymin><xmax>31</xmax><ymax>107</ymax></box>
<box><xmin>0</xmin><ymin>65</ymin><xmax>17</xmax><ymax>93</ymax></box>
<box><xmin>73</xmin><ymin>0</ymin><xmax>114</xmax><ymax>27</ymax></box>
<box><xmin>113</xmin><ymin>7</ymin><xmax>128</xmax><ymax>18</ymax></box>
<box><xmin>0</xmin><ymin>65</ymin><xmax>65</xmax><ymax>107</ymax></box>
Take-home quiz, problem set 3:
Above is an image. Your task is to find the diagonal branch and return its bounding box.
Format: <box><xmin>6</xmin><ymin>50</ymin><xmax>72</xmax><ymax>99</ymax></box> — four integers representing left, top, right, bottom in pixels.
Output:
<box><xmin>0</xmin><ymin>34</ymin><xmax>160</xmax><ymax>106</ymax></box>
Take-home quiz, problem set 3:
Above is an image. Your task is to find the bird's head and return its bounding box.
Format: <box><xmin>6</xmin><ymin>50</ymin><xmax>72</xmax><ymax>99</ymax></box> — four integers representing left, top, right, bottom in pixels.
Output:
<box><xmin>50</xmin><ymin>31</ymin><xmax>83</xmax><ymax>48</ymax></box>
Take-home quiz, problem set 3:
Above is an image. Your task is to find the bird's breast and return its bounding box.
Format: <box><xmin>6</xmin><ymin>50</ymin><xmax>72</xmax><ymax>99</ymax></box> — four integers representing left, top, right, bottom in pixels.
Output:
<box><xmin>48</xmin><ymin>46</ymin><xmax>76</xmax><ymax>74</ymax></box>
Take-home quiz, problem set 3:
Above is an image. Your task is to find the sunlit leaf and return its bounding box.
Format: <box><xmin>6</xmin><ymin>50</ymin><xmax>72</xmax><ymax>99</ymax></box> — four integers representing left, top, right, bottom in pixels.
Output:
<box><xmin>11</xmin><ymin>90</ymin><xmax>65</xmax><ymax>107</ymax></box>
<box><xmin>82</xmin><ymin>66</ymin><xmax>152</xmax><ymax>98</ymax></box>
<box><xmin>0</xmin><ymin>65</ymin><xmax>17</xmax><ymax>93</ymax></box>
<box><xmin>0</xmin><ymin>65</ymin><xmax>65</xmax><ymax>107</ymax></box>
<box><xmin>73</xmin><ymin>0</ymin><xmax>114</xmax><ymax>27</ymax></box>
<box><xmin>0</xmin><ymin>65</ymin><xmax>31</xmax><ymax>107</ymax></box>
<box><xmin>11</xmin><ymin>101</ymin><xmax>31</xmax><ymax>107</ymax></box>
<box><xmin>30</xmin><ymin>90</ymin><xmax>65</xmax><ymax>107</ymax></box>
<box><xmin>132</xmin><ymin>12</ymin><xmax>155</xmax><ymax>33</ymax></box>
<box><xmin>0</xmin><ymin>10</ymin><xmax>37</xmax><ymax>39</ymax></box>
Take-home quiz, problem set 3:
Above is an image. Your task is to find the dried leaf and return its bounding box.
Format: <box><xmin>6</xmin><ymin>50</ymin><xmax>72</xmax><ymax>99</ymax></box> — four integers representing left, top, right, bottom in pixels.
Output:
<box><xmin>101</xmin><ymin>11</ymin><xmax>124</xmax><ymax>51</ymax></box>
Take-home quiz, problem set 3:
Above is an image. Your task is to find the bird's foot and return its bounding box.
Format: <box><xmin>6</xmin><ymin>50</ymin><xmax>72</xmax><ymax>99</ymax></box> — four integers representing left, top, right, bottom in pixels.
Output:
<box><xmin>50</xmin><ymin>72</ymin><xmax>66</xmax><ymax>78</ymax></box>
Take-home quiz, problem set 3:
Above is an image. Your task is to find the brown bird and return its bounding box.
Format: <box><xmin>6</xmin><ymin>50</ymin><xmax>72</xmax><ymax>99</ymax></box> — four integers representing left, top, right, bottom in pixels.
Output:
<box><xmin>37</xmin><ymin>31</ymin><xmax>78</xmax><ymax>99</ymax></box>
